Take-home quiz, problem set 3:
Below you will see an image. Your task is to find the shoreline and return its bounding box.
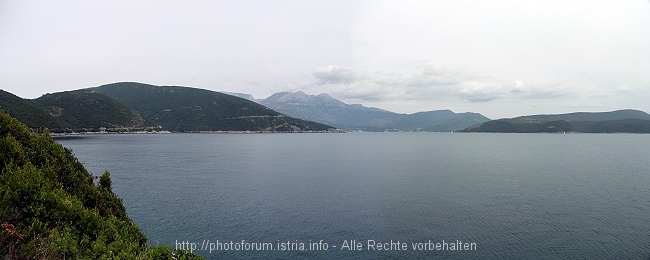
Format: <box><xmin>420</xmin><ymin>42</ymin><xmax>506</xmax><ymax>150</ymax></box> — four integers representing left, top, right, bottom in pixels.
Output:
<box><xmin>50</xmin><ymin>129</ymin><xmax>345</xmax><ymax>136</ymax></box>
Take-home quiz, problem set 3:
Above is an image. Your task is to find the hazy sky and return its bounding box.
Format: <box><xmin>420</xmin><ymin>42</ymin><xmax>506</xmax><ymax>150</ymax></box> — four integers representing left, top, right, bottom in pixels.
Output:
<box><xmin>1</xmin><ymin>0</ymin><xmax>649</xmax><ymax>119</ymax></box>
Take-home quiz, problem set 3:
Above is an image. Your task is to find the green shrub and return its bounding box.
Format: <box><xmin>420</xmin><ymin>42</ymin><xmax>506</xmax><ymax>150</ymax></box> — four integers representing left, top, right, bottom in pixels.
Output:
<box><xmin>0</xmin><ymin>110</ymin><xmax>203</xmax><ymax>259</ymax></box>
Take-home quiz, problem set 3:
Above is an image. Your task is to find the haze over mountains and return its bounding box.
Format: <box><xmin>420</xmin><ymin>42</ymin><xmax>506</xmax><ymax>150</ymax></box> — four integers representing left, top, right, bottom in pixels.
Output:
<box><xmin>228</xmin><ymin>90</ymin><xmax>491</xmax><ymax>132</ymax></box>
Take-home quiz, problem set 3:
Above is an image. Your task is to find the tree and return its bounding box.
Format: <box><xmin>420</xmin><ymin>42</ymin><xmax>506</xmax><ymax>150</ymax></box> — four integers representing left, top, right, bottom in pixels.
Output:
<box><xmin>99</xmin><ymin>170</ymin><xmax>112</xmax><ymax>191</ymax></box>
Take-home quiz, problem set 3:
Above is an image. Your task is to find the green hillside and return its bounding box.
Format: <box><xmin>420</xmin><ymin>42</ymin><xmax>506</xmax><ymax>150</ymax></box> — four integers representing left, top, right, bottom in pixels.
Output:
<box><xmin>462</xmin><ymin>120</ymin><xmax>575</xmax><ymax>133</ymax></box>
<box><xmin>571</xmin><ymin>119</ymin><xmax>650</xmax><ymax>133</ymax></box>
<box><xmin>508</xmin><ymin>109</ymin><xmax>650</xmax><ymax>123</ymax></box>
<box><xmin>32</xmin><ymin>90</ymin><xmax>160</xmax><ymax>132</ymax></box>
<box><xmin>0</xmin><ymin>90</ymin><xmax>69</xmax><ymax>131</ymax></box>
<box><xmin>1</xmin><ymin>89</ymin><xmax>162</xmax><ymax>133</ymax></box>
<box><xmin>0</xmin><ymin>111</ymin><xmax>201</xmax><ymax>259</ymax></box>
<box><xmin>461</xmin><ymin>110</ymin><xmax>650</xmax><ymax>133</ymax></box>
<box><xmin>90</xmin><ymin>82</ymin><xmax>335</xmax><ymax>132</ymax></box>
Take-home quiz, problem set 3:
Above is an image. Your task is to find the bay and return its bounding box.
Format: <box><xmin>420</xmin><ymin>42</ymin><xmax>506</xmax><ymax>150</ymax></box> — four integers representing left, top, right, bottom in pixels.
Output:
<box><xmin>56</xmin><ymin>133</ymin><xmax>650</xmax><ymax>259</ymax></box>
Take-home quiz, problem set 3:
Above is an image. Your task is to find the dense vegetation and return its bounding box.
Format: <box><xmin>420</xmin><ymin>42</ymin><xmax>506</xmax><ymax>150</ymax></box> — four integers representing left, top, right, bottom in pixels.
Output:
<box><xmin>462</xmin><ymin>110</ymin><xmax>650</xmax><ymax>133</ymax></box>
<box><xmin>0</xmin><ymin>89</ymin><xmax>162</xmax><ymax>133</ymax></box>
<box><xmin>90</xmin><ymin>82</ymin><xmax>334</xmax><ymax>132</ymax></box>
<box><xmin>32</xmin><ymin>90</ymin><xmax>160</xmax><ymax>132</ymax></box>
<box><xmin>508</xmin><ymin>109</ymin><xmax>650</xmax><ymax>123</ymax></box>
<box><xmin>570</xmin><ymin>119</ymin><xmax>650</xmax><ymax>133</ymax></box>
<box><xmin>461</xmin><ymin>120</ymin><xmax>574</xmax><ymax>133</ymax></box>
<box><xmin>0</xmin><ymin>111</ymin><xmax>202</xmax><ymax>259</ymax></box>
<box><xmin>0</xmin><ymin>90</ymin><xmax>70</xmax><ymax>131</ymax></box>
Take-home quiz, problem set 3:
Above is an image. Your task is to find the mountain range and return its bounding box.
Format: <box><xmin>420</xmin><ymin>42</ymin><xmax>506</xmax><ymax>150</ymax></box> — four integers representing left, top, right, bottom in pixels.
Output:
<box><xmin>3</xmin><ymin>82</ymin><xmax>650</xmax><ymax>133</ymax></box>
<box><xmin>0</xmin><ymin>84</ymin><xmax>491</xmax><ymax>133</ymax></box>
<box><xmin>0</xmin><ymin>83</ymin><xmax>334</xmax><ymax>133</ymax></box>
<box><xmin>252</xmin><ymin>91</ymin><xmax>491</xmax><ymax>131</ymax></box>
<box><xmin>89</xmin><ymin>82</ymin><xmax>334</xmax><ymax>132</ymax></box>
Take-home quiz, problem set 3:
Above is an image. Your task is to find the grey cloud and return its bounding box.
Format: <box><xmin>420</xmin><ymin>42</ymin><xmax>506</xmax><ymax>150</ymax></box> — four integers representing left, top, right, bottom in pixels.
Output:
<box><xmin>306</xmin><ymin>64</ymin><xmax>499</xmax><ymax>103</ymax></box>
<box><xmin>510</xmin><ymin>81</ymin><xmax>575</xmax><ymax>99</ymax></box>
<box><xmin>303</xmin><ymin>65</ymin><xmax>584</xmax><ymax>105</ymax></box>
<box><xmin>312</xmin><ymin>65</ymin><xmax>357</xmax><ymax>85</ymax></box>
<box><xmin>563</xmin><ymin>103</ymin><xmax>607</xmax><ymax>109</ymax></box>
<box><xmin>462</xmin><ymin>96</ymin><xmax>499</xmax><ymax>103</ymax></box>
<box><xmin>244</xmin><ymin>80</ymin><xmax>262</xmax><ymax>86</ymax></box>
<box><xmin>458</xmin><ymin>83</ymin><xmax>504</xmax><ymax>103</ymax></box>
<box><xmin>407</xmin><ymin>65</ymin><xmax>475</xmax><ymax>87</ymax></box>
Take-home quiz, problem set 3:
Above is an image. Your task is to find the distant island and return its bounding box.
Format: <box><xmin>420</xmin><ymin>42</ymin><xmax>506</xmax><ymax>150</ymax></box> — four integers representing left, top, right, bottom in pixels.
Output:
<box><xmin>460</xmin><ymin>110</ymin><xmax>650</xmax><ymax>133</ymax></box>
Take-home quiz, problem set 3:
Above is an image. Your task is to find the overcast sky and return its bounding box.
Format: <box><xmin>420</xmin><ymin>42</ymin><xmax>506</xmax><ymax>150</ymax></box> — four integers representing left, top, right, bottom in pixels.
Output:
<box><xmin>1</xmin><ymin>0</ymin><xmax>649</xmax><ymax>119</ymax></box>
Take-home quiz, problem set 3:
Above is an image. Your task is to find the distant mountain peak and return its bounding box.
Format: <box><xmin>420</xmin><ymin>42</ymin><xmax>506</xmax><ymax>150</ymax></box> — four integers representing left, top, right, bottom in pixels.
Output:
<box><xmin>315</xmin><ymin>93</ymin><xmax>340</xmax><ymax>102</ymax></box>
<box><xmin>258</xmin><ymin>90</ymin><xmax>490</xmax><ymax>131</ymax></box>
<box><xmin>211</xmin><ymin>89</ymin><xmax>490</xmax><ymax>131</ymax></box>
<box><xmin>262</xmin><ymin>91</ymin><xmax>347</xmax><ymax>107</ymax></box>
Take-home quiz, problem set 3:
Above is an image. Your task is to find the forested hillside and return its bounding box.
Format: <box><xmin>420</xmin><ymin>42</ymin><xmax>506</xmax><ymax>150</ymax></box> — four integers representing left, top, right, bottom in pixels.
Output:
<box><xmin>0</xmin><ymin>110</ymin><xmax>201</xmax><ymax>259</ymax></box>
<box><xmin>91</xmin><ymin>82</ymin><xmax>335</xmax><ymax>132</ymax></box>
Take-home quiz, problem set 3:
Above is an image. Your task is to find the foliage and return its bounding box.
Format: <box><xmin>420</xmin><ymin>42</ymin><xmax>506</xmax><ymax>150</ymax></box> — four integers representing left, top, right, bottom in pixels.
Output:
<box><xmin>0</xmin><ymin>89</ymin><xmax>161</xmax><ymax>133</ymax></box>
<box><xmin>0</xmin><ymin>90</ymin><xmax>70</xmax><ymax>131</ymax></box>
<box><xmin>99</xmin><ymin>171</ymin><xmax>112</xmax><ymax>191</ymax></box>
<box><xmin>570</xmin><ymin>119</ymin><xmax>650</xmax><ymax>133</ymax></box>
<box><xmin>31</xmin><ymin>90</ymin><xmax>160</xmax><ymax>131</ymax></box>
<box><xmin>145</xmin><ymin>245</ymin><xmax>204</xmax><ymax>260</ymax></box>
<box><xmin>0</xmin><ymin>111</ymin><xmax>202</xmax><ymax>259</ymax></box>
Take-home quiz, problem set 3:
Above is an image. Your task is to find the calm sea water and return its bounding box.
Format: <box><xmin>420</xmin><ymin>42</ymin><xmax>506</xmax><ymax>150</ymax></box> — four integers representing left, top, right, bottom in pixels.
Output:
<box><xmin>56</xmin><ymin>133</ymin><xmax>650</xmax><ymax>259</ymax></box>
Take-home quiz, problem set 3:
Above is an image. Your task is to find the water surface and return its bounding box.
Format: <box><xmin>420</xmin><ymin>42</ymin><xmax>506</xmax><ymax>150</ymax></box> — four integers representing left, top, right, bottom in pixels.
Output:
<box><xmin>57</xmin><ymin>133</ymin><xmax>650</xmax><ymax>259</ymax></box>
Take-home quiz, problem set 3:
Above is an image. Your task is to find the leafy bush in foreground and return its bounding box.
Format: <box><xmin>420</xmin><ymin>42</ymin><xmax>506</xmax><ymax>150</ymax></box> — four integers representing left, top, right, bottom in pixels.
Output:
<box><xmin>0</xmin><ymin>110</ymin><xmax>202</xmax><ymax>259</ymax></box>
